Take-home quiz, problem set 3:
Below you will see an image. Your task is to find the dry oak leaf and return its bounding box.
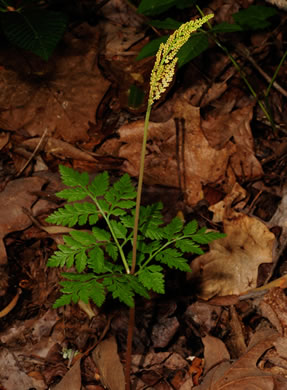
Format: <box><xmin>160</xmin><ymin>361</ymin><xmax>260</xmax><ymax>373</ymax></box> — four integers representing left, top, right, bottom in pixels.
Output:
<box><xmin>190</xmin><ymin>212</ymin><xmax>275</xmax><ymax>300</ymax></box>
<box><xmin>100</xmin><ymin>94</ymin><xmax>236</xmax><ymax>205</ymax></box>
<box><xmin>0</xmin><ymin>23</ymin><xmax>110</xmax><ymax>143</ymax></box>
<box><xmin>0</xmin><ymin>176</ymin><xmax>46</xmax><ymax>265</ymax></box>
<box><xmin>195</xmin><ymin>331</ymin><xmax>287</xmax><ymax>389</ymax></box>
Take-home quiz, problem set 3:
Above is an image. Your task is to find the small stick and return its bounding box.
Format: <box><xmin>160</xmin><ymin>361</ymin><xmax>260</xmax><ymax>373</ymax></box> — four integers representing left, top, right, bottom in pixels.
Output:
<box><xmin>16</xmin><ymin>128</ymin><xmax>48</xmax><ymax>177</ymax></box>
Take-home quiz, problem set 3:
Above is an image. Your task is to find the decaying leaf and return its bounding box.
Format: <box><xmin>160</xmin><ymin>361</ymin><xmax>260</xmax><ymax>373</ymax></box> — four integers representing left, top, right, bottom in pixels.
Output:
<box><xmin>0</xmin><ymin>23</ymin><xmax>110</xmax><ymax>143</ymax></box>
<box><xmin>92</xmin><ymin>336</ymin><xmax>125</xmax><ymax>390</ymax></box>
<box><xmin>190</xmin><ymin>212</ymin><xmax>275</xmax><ymax>299</ymax></box>
<box><xmin>195</xmin><ymin>330</ymin><xmax>287</xmax><ymax>389</ymax></box>
<box><xmin>99</xmin><ymin>92</ymin><xmax>262</xmax><ymax>205</ymax></box>
<box><xmin>0</xmin><ymin>176</ymin><xmax>46</xmax><ymax>264</ymax></box>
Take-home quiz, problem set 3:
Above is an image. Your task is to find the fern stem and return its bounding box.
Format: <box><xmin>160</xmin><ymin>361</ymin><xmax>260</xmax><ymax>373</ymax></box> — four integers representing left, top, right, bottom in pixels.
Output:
<box><xmin>84</xmin><ymin>187</ymin><xmax>130</xmax><ymax>274</ymax></box>
<box><xmin>131</xmin><ymin>103</ymin><xmax>152</xmax><ymax>275</ymax></box>
<box><xmin>135</xmin><ymin>235</ymin><xmax>188</xmax><ymax>273</ymax></box>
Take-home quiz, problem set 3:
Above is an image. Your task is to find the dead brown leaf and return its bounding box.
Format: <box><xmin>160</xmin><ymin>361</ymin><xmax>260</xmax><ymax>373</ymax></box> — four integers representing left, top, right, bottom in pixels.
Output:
<box><xmin>92</xmin><ymin>336</ymin><xmax>125</xmax><ymax>390</ymax></box>
<box><xmin>195</xmin><ymin>331</ymin><xmax>287</xmax><ymax>390</ymax></box>
<box><xmin>53</xmin><ymin>360</ymin><xmax>81</xmax><ymax>390</ymax></box>
<box><xmin>0</xmin><ymin>23</ymin><xmax>110</xmax><ymax>143</ymax></box>
<box><xmin>0</xmin><ymin>176</ymin><xmax>46</xmax><ymax>264</ymax></box>
<box><xmin>190</xmin><ymin>212</ymin><xmax>275</xmax><ymax>299</ymax></box>
<box><xmin>23</xmin><ymin>136</ymin><xmax>96</xmax><ymax>161</ymax></box>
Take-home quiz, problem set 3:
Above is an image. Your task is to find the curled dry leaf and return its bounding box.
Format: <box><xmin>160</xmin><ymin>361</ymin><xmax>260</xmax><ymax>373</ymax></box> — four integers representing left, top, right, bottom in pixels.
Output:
<box><xmin>23</xmin><ymin>136</ymin><xmax>96</xmax><ymax>162</ymax></box>
<box><xmin>195</xmin><ymin>331</ymin><xmax>287</xmax><ymax>389</ymax></box>
<box><xmin>190</xmin><ymin>212</ymin><xmax>275</xmax><ymax>300</ymax></box>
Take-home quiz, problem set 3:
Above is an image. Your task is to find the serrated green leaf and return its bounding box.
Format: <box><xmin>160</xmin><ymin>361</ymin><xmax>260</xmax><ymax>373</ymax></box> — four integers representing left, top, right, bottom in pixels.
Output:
<box><xmin>46</xmin><ymin>202</ymin><xmax>99</xmax><ymax>228</ymax></box>
<box><xmin>126</xmin><ymin>275</ymin><xmax>150</xmax><ymax>299</ymax></box>
<box><xmin>232</xmin><ymin>5</ymin><xmax>277</xmax><ymax>31</ymax></box>
<box><xmin>139</xmin><ymin>203</ymin><xmax>164</xmax><ymax>239</ymax></box>
<box><xmin>177</xmin><ymin>33</ymin><xmax>209</xmax><ymax>68</ymax></box>
<box><xmin>92</xmin><ymin>227</ymin><xmax>111</xmax><ymax>242</ymax></box>
<box><xmin>138</xmin><ymin>265</ymin><xmax>165</xmax><ymax>294</ymax></box>
<box><xmin>163</xmin><ymin>216</ymin><xmax>183</xmax><ymax>239</ymax></box>
<box><xmin>89</xmin><ymin>171</ymin><xmax>109</xmax><ymax>197</ymax></box>
<box><xmin>137</xmin><ymin>241</ymin><xmax>161</xmax><ymax>255</ymax></box>
<box><xmin>59</xmin><ymin>165</ymin><xmax>89</xmax><ymax>187</ymax></box>
<box><xmin>89</xmin><ymin>214</ymin><xmax>99</xmax><ymax>225</ymax></box>
<box><xmin>75</xmin><ymin>250</ymin><xmax>87</xmax><ymax>272</ymax></box>
<box><xmin>155</xmin><ymin>248</ymin><xmax>190</xmax><ymax>271</ymax></box>
<box><xmin>191</xmin><ymin>231</ymin><xmax>226</xmax><ymax>244</ymax></box>
<box><xmin>89</xmin><ymin>280</ymin><xmax>106</xmax><ymax>307</ymax></box>
<box><xmin>61</xmin><ymin>273</ymin><xmax>95</xmax><ymax>281</ymax></box>
<box><xmin>120</xmin><ymin>215</ymin><xmax>134</xmax><ymax>228</ymax></box>
<box><xmin>97</xmin><ymin>199</ymin><xmax>110</xmax><ymax>213</ymax></box>
<box><xmin>150</xmin><ymin>17</ymin><xmax>181</xmax><ymax>30</ymax></box>
<box><xmin>183</xmin><ymin>220</ymin><xmax>198</xmax><ymax>235</ymax></box>
<box><xmin>110</xmin><ymin>220</ymin><xmax>127</xmax><ymax>239</ymax></box>
<box><xmin>63</xmin><ymin>235</ymin><xmax>83</xmax><ymax>249</ymax></box>
<box><xmin>53</xmin><ymin>294</ymin><xmax>72</xmax><ymax>308</ymax></box>
<box><xmin>116</xmin><ymin>200</ymin><xmax>136</xmax><ymax>209</ymax></box>
<box><xmin>175</xmin><ymin>239</ymin><xmax>204</xmax><ymax>255</ymax></box>
<box><xmin>70</xmin><ymin>230</ymin><xmax>97</xmax><ymax>246</ymax></box>
<box><xmin>136</xmin><ymin>35</ymin><xmax>168</xmax><ymax>61</ymax></box>
<box><xmin>47</xmin><ymin>252</ymin><xmax>67</xmax><ymax>267</ymax></box>
<box><xmin>110</xmin><ymin>208</ymin><xmax>127</xmax><ymax>216</ymax></box>
<box><xmin>103</xmin><ymin>277</ymin><xmax>135</xmax><ymax>307</ymax></box>
<box><xmin>88</xmin><ymin>246</ymin><xmax>104</xmax><ymax>273</ymax></box>
<box><xmin>56</xmin><ymin>187</ymin><xmax>87</xmax><ymax>202</ymax></box>
<box><xmin>106</xmin><ymin>243</ymin><xmax>118</xmax><ymax>261</ymax></box>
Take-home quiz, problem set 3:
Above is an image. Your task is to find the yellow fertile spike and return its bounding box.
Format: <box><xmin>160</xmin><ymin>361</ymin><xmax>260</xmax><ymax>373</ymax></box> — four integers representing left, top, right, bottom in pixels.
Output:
<box><xmin>148</xmin><ymin>13</ymin><xmax>214</xmax><ymax>105</ymax></box>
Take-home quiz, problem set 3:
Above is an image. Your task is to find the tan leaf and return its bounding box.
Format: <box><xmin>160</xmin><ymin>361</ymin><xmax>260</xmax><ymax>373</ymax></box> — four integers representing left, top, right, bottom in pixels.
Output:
<box><xmin>0</xmin><ymin>177</ymin><xmax>46</xmax><ymax>264</ymax></box>
<box><xmin>190</xmin><ymin>213</ymin><xmax>275</xmax><ymax>299</ymax></box>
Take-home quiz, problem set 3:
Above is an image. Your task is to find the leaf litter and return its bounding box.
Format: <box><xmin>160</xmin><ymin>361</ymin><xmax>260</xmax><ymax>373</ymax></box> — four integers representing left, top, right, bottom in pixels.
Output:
<box><xmin>0</xmin><ymin>0</ymin><xmax>287</xmax><ymax>389</ymax></box>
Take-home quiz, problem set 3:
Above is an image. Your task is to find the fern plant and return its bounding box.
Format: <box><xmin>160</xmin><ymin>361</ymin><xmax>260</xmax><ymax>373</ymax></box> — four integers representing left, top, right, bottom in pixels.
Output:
<box><xmin>46</xmin><ymin>13</ymin><xmax>220</xmax><ymax>389</ymax></box>
<box><xmin>46</xmin><ymin>165</ymin><xmax>224</xmax><ymax>308</ymax></box>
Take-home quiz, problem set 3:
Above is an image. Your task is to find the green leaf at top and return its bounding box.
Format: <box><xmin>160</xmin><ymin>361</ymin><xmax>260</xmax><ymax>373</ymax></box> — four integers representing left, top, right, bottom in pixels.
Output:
<box><xmin>89</xmin><ymin>171</ymin><xmax>109</xmax><ymax>197</ymax></box>
<box><xmin>232</xmin><ymin>5</ymin><xmax>277</xmax><ymax>31</ymax></box>
<box><xmin>177</xmin><ymin>33</ymin><xmax>209</xmax><ymax>68</ymax></box>
<box><xmin>59</xmin><ymin>165</ymin><xmax>89</xmax><ymax>187</ymax></box>
<box><xmin>136</xmin><ymin>35</ymin><xmax>168</xmax><ymax>61</ymax></box>
<box><xmin>210</xmin><ymin>22</ymin><xmax>243</xmax><ymax>33</ymax></box>
<box><xmin>137</xmin><ymin>0</ymin><xmax>176</xmax><ymax>16</ymax></box>
<box><xmin>150</xmin><ymin>18</ymin><xmax>181</xmax><ymax>30</ymax></box>
<box><xmin>128</xmin><ymin>85</ymin><xmax>145</xmax><ymax>109</ymax></box>
<box><xmin>137</xmin><ymin>0</ymin><xmax>194</xmax><ymax>15</ymax></box>
<box><xmin>0</xmin><ymin>9</ymin><xmax>67</xmax><ymax>61</ymax></box>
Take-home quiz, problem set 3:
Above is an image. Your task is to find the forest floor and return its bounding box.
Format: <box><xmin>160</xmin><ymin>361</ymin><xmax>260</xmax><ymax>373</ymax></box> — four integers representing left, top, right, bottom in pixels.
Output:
<box><xmin>1</xmin><ymin>0</ymin><xmax>287</xmax><ymax>389</ymax></box>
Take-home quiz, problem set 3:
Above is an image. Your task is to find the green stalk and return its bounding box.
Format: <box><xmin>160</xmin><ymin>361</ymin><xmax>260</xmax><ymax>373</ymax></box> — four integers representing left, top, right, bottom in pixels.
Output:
<box><xmin>84</xmin><ymin>187</ymin><xmax>131</xmax><ymax>274</ymax></box>
<box><xmin>130</xmin><ymin>103</ymin><xmax>152</xmax><ymax>275</ymax></box>
<box><xmin>265</xmin><ymin>49</ymin><xmax>287</xmax><ymax>97</ymax></box>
